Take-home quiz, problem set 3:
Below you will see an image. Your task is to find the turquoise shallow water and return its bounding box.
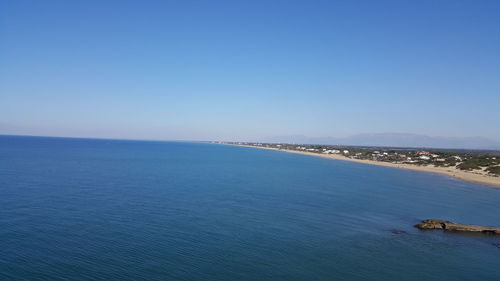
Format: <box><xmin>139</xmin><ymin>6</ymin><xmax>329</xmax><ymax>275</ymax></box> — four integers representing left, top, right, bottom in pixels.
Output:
<box><xmin>1</xmin><ymin>135</ymin><xmax>500</xmax><ymax>280</ymax></box>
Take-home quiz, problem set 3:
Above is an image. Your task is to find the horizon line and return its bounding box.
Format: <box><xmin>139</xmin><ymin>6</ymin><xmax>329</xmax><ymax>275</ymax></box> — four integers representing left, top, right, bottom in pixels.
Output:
<box><xmin>2</xmin><ymin>134</ymin><xmax>500</xmax><ymax>152</ymax></box>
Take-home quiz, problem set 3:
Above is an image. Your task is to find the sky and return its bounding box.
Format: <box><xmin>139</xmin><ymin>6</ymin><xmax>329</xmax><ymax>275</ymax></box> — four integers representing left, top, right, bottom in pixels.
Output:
<box><xmin>1</xmin><ymin>0</ymin><xmax>499</xmax><ymax>142</ymax></box>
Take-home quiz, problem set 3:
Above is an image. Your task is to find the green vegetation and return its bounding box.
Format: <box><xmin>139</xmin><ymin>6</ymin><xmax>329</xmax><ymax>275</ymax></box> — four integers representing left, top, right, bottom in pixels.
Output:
<box><xmin>486</xmin><ymin>166</ymin><xmax>500</xmax><ymax>175</ymax></box>
<box><xmin>457</xmin><ymin>157</ymin><xmax>498</xmax><ymax>171</ymax></box>
<box><xmin>457</xmin><ymin>161</ymin><xmax>482</xmax><ymax>171</ymax></box>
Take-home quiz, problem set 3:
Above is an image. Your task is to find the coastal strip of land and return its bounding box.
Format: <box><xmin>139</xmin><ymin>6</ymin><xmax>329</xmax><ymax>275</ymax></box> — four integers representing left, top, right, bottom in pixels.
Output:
<box><xmin>226</xmin><ymin>144</ymin><xmax>500</xmax><ymax>188</ymax></box>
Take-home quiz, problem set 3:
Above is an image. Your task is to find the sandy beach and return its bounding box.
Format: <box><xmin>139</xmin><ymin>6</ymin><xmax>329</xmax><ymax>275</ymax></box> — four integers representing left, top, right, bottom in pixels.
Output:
<box><xmin>235</xmin><ymin>145</ymin><xmax>500</xmax><ymax>188</ymax></box>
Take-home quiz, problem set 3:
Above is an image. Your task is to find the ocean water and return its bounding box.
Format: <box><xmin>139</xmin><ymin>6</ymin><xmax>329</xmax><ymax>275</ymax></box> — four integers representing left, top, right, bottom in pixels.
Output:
<box><xmin>1</xmin><ymin>135</ymin><xmax>500</xmax><ymax>281</ymax></box>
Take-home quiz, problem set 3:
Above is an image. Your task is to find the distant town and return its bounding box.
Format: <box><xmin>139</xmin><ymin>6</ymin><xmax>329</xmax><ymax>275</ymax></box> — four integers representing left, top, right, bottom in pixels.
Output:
<box><xmin>218</xmin><ymin>142</ymin><xmax>500</xmax><ymax>176</ymax></box>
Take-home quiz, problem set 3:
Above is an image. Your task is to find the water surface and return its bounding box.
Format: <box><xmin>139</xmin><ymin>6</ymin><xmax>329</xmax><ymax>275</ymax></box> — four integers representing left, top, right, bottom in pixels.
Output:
<box><xmin>1</xmin><ymin>135</ymin><xmax>499</xmax><ymax>280</ymax></box>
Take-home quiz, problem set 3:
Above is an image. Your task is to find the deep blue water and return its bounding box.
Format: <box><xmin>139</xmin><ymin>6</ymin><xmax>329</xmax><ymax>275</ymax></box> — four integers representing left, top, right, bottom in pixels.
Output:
<box><xmin>1</xmin><ymin>135</ymin><xmax>500</xmax><ymax>281</ymax></box>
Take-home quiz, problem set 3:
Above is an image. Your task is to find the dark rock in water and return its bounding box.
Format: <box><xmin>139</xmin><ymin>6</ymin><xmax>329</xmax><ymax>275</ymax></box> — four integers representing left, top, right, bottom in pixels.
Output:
<box><xmin>391</xmin><ymin>230</ymin><xmax>408</xmax><ymax>235</ymax></box>
<box><xmin>492</xmin><ymin>243</ymin><xmax>500</xmax><ymax>248</ymax></box>
<box><xmin>415</xmin><ymin>219</ymin><xmax>500</xmax><ymax>235</ymax></box>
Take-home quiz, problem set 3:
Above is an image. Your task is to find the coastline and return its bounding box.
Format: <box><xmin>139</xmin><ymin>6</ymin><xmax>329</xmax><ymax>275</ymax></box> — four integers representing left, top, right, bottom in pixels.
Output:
<box><xmin>233</xmin><ymin>144</ymin><xmax>500</xmax><ymax>188</ymax></box>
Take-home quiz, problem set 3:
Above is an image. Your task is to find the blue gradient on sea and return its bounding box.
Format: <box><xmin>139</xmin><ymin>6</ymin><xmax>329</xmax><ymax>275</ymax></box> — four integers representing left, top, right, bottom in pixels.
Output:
<box><xmin>1</xmin><ymin>135</ymin><xmax>500</xmax><ymax>280</ymax></box>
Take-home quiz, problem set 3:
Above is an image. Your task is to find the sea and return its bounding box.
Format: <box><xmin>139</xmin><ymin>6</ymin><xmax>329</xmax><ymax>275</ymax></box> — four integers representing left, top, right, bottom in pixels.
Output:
<box><xmin>1</xmin><ymin>135</ymin><xmax>499</xmax><ymax>281</ymax></box>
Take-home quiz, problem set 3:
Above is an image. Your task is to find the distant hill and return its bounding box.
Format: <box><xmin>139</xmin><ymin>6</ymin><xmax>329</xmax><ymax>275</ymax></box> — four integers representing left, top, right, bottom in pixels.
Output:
<box><xmin>259</xmin><ymin>133</ymin><xmax>500</xmax><ymax>150</ymax></box>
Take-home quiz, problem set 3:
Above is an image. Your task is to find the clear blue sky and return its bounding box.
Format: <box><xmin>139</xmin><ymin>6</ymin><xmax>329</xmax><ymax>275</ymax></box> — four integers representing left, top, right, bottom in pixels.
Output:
<box><xmin>1</xmin><ymin>0</ymin><xmax>499</xmax><ymax>141</ymax></box>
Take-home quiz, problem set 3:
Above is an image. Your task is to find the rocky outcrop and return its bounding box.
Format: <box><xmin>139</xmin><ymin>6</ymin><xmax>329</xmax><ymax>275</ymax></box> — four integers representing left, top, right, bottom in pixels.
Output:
<box><xmin>415</xmin><ymin>219</ymin><xmax>500</xmax><ymax>235</ymax></box>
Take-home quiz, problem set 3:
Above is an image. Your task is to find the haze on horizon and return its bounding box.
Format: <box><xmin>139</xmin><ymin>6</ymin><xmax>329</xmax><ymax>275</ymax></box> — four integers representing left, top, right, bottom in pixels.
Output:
<box><xmin>1</xmin><ymin>0</ymin><xmax>499</xmax><ymax>148</ymax></box>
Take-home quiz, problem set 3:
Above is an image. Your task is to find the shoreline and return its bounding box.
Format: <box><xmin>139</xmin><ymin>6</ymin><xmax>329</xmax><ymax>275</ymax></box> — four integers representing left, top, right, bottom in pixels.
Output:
<box><xmin>232</xmin><ymin>144</ymin><xmax>500</xmax><ymax>188</ymax></box>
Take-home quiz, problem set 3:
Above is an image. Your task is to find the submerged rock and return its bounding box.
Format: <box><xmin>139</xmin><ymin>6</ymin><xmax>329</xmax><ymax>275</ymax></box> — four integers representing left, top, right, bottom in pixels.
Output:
<box><xmin>415</xmin><ymin>219</ymin><xmax>500</xmax><ymax>235</ymax></box>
